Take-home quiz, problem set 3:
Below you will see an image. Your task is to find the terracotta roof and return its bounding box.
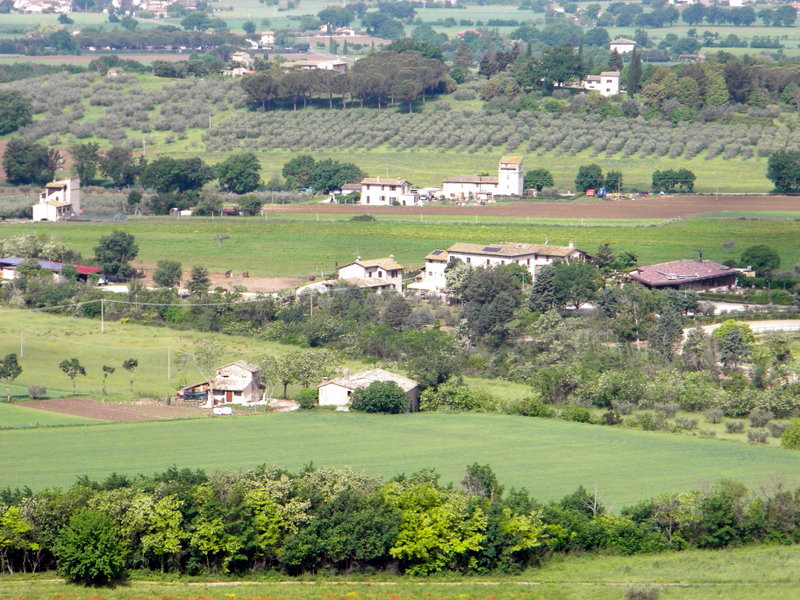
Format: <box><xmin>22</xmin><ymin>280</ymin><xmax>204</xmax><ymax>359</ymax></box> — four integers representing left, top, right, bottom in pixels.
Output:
<box><xmin>442</xmin><ymin>175</ymin><xmax>498</xmax><ymax>184</ymax></box>
<box><xmin>45</xmin><ymin>201</ymin><xmax>71</xmax><ymax>207</ymax></box>
<box><xmin>447</xmin><ymin>242</ymin><xmax>581</xmax><ymax>258</ymax></box>
<box><xmin>341</xmin><ymin>183</ymin><xmax>361</xmax><ymax>191</ymax></box>
<box><xmin>337</xmin><ymin>277</ymin><xmax>396</xmax><ymax>289</ymax></box>
<box><xmin>425</xmin><ymin>249</ymin><xmax>448</xmax><ymax>261</ymax></box>
<box><xmin>600</xmin><ymin>71</ymin><xmax>620</xmax><ymax>77</ymax></box>
<box><xmin>499</xmin><ymin>155</ymin><xmax>523</xmax><ymax>165</ymax></box>
<box><xmin>361</xmin><ymin>177</ymin><xmax>409</xmax><ymax>186</ymax></box>
<box><xmin>610</xmin><ymin>37</ymin><xmax>636</xmax><ymax>44</ymax></box>
<box><xmin>340</xmin><ymin>257</ymin><xmax>405</xmax><ymax>271</ymax></box>
<box><xmin>319</xmin><ymin>368</ymin><xmax>418</xmax><ymax>392</ymax></box>
<box><xmin>629</xmin><ymin>260</ymin><xmax>735</xmax><ymax>287</ymax></box>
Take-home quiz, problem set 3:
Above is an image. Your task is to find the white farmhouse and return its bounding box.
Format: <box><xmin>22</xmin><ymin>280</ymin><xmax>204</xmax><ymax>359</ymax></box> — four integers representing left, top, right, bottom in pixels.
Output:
<box><xmin>359</xmin><ymin>177</ymin><xmax>414</xmax><ymax>205</ymax></box>
<box><xmin>178</xmin><ymin>360</ymin><xmax>261</xmax><ymax>407</ymax></box>
<box><xmin>32</xmin><ymin>177</ymin><xmax>81</xmax><ymax>222</ymax></box>
<box><xmin>318</xmin><ymin>368</ymin><xmax>420</xmax><ymax>411</ymax></box>
<box><xmin>609</xmin><ymin>38</ymin><xmax>636</xmax><ymax>54</ymax></box>
<box><xmin>583</xmin><ymin>71</ymin><xmax>620</xmax><ymax>97</ymax></box>
<box><xmin>411</xmin><ymin>242</ymin><xmax>589</xmax><ymax>295</ymax></box>
<box><xmin>336</xmin><ymin>256</ymin><xmax>405</xmax><ymax>293</ymax></box>
<box><xmin>442</xmin><ymin>156</ymin><xmax>524</xmax><ymax>201</ymax></box>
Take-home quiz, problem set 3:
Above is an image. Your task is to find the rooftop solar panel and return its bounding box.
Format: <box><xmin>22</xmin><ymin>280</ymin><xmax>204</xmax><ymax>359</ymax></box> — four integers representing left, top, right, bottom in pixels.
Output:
<box><xmin>483</xmin><ymin>247</ymin><xmax>502</xmax><ymax>252</ymax></box>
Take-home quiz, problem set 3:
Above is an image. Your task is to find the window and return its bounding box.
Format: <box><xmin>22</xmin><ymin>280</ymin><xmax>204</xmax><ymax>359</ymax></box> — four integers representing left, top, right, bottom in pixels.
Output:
<box><xmin>380</xmin><ymin>196</ymin><xmax>385</xmax><ymax>202</ymax></box>
<box><xmin>466</xmin><ymin>257</ymin><xmax>471</xmax><ymax>264</ymax></box>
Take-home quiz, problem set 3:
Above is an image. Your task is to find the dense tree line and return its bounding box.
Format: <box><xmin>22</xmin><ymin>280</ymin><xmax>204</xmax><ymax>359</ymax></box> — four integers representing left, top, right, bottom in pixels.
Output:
<box><xmin>241</xmin><ymin>51</ymin><xmax>450</xmax><ymax>112</ymax></box>
<box><xmin>2</xmin><ymin>464</ymin><xmax>800</xmax><ymax>581</ymax></box>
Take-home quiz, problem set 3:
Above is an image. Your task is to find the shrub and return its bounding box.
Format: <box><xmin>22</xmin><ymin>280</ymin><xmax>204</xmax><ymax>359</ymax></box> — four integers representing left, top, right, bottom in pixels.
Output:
<box><xmin>54</xmin><ymin>510</ymin><xmax>127</xmax><ymax>585</ymax></box>
<box><xmin>350</xmin><ymin>380</ymin><xmax>409</xmax><ymax>414</ymax></box>
<box><xmin>27</xmin><ymin>385</ymin><xmax>47</xmax><ymax>399</ymax></box>
<box><xmin>625</xmin><ymin>584</ymin><xmax>660</xmax><ymax>600</ymax></box>
<box><xmin>612</xmin><ymin>400</ymin><xmax>636</xmax><ymax>415</ymax></box>
<box><xmin>602</xmin><ymin>411</ymin><xmax>623</xmax><ymax>425</ymax></box>
<box><xmin>630</xmin><ymin>412</ymin><xmax>668</xmax><ymax>432</ymax></box>
<box><xmin>747</xmin><ymin>429</ymin><xmax>768</xmax><ymax>444</ymax></box>
<box><xmin>654</xmin><ymin>403</ymin><xmax>679</xmax><ymax>418</ymax></box>
<box><xmin>420</xmin><ymin>378</ymin><xmax>494</xmax><ymax>412</ymax></box>
<box><xmin>699</xmin><ymin>429</ymin><xmax>717</xmax><ymax>437</ymax></box>
<box><xmin>781</xmin><ymin>419</ymin><xmax>800</xmax><ymax>449</ymax></box>
<box><xmin>509</xmin><ymin>396</ymin><xmax>554</xmax><ymax>418</ymax></box>
<box><xmin>725</xmin><ymin>420</ymin><xmax>745</xmax><ymax>434</ymax></box>
<box><xmin>769</xmin><ymin>421</ymin><xmax>788</xmax><ymax>438</ymax></box>
<box><xmin>749</xmin><ymin>408</ymin><xmax>775</xmax><ymax>428</ymax></box>
<box><xmin>350</xmin><ymin>214</ymin><xmax>376</xmax><ymax>222</ymax></box>
<box><xmin>561</xmin><ymin>403</ymin><xmax>593</xmax><ymax>423</ymax></box>
<box><xmin>674</xmin><ymin>417</ymin><xmax>698</xmax><ymax>431</ymax></box>
<box><xmin>295</xmin><ymin>389</ymin><xmax>318</xmax><ymax>409</ymax></box>
<box><xmin>704</xmin><ymin>408</ymin><xmax>724</xmax><ymax>424</ymax></box>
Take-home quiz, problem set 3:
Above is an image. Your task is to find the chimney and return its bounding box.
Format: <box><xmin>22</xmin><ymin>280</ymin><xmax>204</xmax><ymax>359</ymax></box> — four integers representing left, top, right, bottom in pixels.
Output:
<box><xmin>389</xmin><ymin>254</ymin><xmax>394</xmax><ymax>259</ymax></box>
<box><xmin>322</xmin><ymin>376</ymin><xmax>329</xmax><ymax>384</ymax></box>
<box><xmin>343</xmin><ymin>368</ymin><xmax>349</xmax><ymax>379</ymax></box>
<box><xmin>568</xmin><ymin>241</ymin><xmax>574</xmax><ymax>249</ymax></box>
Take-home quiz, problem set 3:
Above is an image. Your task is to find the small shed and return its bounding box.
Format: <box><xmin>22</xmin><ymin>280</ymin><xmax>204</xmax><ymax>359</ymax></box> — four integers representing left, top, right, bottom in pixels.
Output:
<box><xmin>318</xmin><ymin>368</ymin><xmax>420</xmax><ymax>411</ymax></box>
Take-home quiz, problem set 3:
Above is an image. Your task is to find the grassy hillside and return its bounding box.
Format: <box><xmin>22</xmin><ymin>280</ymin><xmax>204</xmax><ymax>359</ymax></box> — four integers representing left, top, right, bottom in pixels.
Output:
<box><xmin>3</xmin><ymin>411</ymin><xmax>800</xmax><ymax>508</ymax></box>
<box><xmin>2</xmin><ymin>214</ymin><xmax>799</xmax><ymax>277</ymax></box>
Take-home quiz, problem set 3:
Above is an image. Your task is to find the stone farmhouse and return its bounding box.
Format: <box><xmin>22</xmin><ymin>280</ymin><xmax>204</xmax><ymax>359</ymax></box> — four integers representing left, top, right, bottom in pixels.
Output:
<box><xmin>32</xmin><ymin>177</ymin><xmax>80</xmax><ymax>222</ymax></box>
<box><xmin>629</xmin><ymin>259</ymin><xmax>738</xmax><ymax>292</ymax></box>
<box><xmin>409</xmin><ymin>242</ymin><xmax>589</xmax><ymax>295</ymax></box>
<box><xmin>318</xmin><ymin>368</ymin><xmax>420</xmax><ymax>411</ymax></box>
<box><xmin>178</xmin><ymin>361</ymin><xmax>261</xmax><ymax>407</ymax></box>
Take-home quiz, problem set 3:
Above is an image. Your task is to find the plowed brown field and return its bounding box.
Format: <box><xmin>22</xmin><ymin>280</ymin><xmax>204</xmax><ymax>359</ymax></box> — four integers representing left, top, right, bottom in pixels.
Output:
<box><xmin>265</xmin><ymin>195</ymin><xmax>800</xmax><ymax>219</ymax></box>
<box><xmin>18</xmin><ymin>397</ymin><xmax>204</xmax><ymax>422</ymax></box>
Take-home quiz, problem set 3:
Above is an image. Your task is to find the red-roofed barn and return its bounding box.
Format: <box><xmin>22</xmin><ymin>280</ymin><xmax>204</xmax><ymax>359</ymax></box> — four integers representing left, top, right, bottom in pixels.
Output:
<box><xmin>629</xmin><ymin>259</ymin><xmax>737</xmax><ymax>292</ymax></box>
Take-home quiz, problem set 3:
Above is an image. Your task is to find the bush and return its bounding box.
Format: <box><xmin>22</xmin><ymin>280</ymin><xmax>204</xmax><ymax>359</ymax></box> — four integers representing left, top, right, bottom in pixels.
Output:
<box><xmin>561</xmin><ymin>403</ymin><xmax>593</xmax><ymax>423</ymax></box>
<box><xmin>704</xmin><ymin>408</ymin><xmax>724</xmax><ymax>424</ymax></box>
<box><xmin>602</xmin><ymin>410</ymin><xmax>624</xmax><ymax>425</ymax></box>
<box><xmin>725</xmin><ymin>420</ymin><xmax>745</xmax><ymax>434</ymax></box>
<box><xmin>654</xmin><ymin>402</ymin><xmax>679</xmax><ymax>418</ymax></box>
<box><xmin>625</xmin><ymin>584</ymin><xmax>660</xmax><ymax>600</ymax></box>
<box><xmin>631</xmin><ymin>412</ymin><xmax>668</xmax><ymax>432</ymax></box>
<box><xmin>296</xmin><ymin>389</ymin><xmax>318</xmax><ymax>409</ymax></box>
<box><xmin>27</xmin><ymin>385</ymin><xmax>47</xmax><ymax>399</ymax></box>
<box><xmin>749</xmin><ymin>408</ymin><xmax>774</xmax><ymax>428</ymax></box>
<box><xmin>350</xmin><ymin>214</ymin><xmax>376</xmax><ymax>222</ymax></box>
<box><xmin>674</xmin><ymin>417</ymin><xmax>698</xmax><ymax>431</ymax></box>
<box><xmin>769</xmin><ymin>421</ymin><xmax>788</xmax><ymax>438</ymax></box>
<box><xmin>419</xmin><ymin>378</ymin><xmax>494</xmax><ymax>412</ymax></box>
<box><xmin>54</xmin><ymin>510</ymin><xmax>127</xmax><ymax>585</ymax></box>
<box><xmin>507</xmin><ymin>396</ymin><xmax>554</xmax><ymax>418</ymax></box>
<box><xmin>747</xmin><ymin>429</ymin><xmax>768</xmax><ymax>444</ymax></box>
<box><xmin>350</xmin><ymin>380</ymin><xmax>409</xmax><ymax>414</ymax></box>
<box><xmin>781</xmin><ymin>419</ymin><xmax>800</xmax><ymax>449</ymax></box>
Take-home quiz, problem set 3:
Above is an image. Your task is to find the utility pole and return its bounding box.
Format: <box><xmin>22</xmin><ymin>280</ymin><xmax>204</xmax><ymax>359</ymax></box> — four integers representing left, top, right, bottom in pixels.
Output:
<box><xmin>19</xmin><ymin>329</ymin><xmax>23</xmax><ymax>358</ymax></box>
<box><xmin>167</xmin><ymin>347</ymin><xmax>171</xmax><ymax>380</ymax></box>
<box><xmin>100</xmin><ymin>298</ymin><xmax>105</xmax><ymax>333</ymax></box>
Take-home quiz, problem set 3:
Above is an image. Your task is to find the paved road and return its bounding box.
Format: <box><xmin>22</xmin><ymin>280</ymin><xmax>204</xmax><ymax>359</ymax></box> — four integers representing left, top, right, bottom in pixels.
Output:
<box><xmin>687</xmin><ymin>320</ymin><xmax>800</xmax><ymax>336</ymax></box>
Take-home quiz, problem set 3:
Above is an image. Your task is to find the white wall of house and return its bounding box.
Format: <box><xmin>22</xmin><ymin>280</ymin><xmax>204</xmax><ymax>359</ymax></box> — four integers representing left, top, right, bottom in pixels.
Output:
<box><xmin>441</xmin><ymin>180</ymin><xmax>497</xmax><ymax>200</ymax></box>
<box><xmin>360</xmin><ymin>180</ymin><xmax>411</xmax><ymax>205</ymax></box>
<box><xmin>423</xmin><ymin>259</ymin><xmax>448</xmax><ymax>293</ymax></box>
<box><xmin>318</xmin><ymin>383</ymin><xmax>352</xmax><ymax>406</ymax></box>
<box><xmin>497</xmin><ymin>160</ymin><xmax>524</xmax><ymax>196</ymax></box>
<box><xmin>338</xmin><ymin>263</ymin><xmax>403</xmax><ymax>292</ymax></box>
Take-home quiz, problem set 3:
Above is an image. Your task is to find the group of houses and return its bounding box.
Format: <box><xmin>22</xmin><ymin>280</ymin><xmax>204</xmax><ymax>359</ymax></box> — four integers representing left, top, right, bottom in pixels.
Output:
<box><xmin>335</xmin><ymin>155</ymin><xmax>526</xmax><ymax>206</ymax></box>
<box><xmin>177</xmin><ymin>361</ymin><xmax>420</xmax><ymax>413</ymax></box>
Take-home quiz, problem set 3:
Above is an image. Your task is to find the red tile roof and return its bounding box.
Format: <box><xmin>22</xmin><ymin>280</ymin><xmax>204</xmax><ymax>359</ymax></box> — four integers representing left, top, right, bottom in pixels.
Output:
<box><xmin>629</xmin><ymin>260</ymin><xmax>734</xmax><ymax>287</ymax></box>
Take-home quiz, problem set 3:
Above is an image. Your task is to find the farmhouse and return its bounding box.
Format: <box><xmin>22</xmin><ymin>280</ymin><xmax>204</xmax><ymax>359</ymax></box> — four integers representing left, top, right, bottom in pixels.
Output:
<box><xmin>285</xmin><ymin>58</ymin><xmax>349</xmax><ymax>73</ymax></box>
<box><xmin>442</xmin><ymin>156</ymin><xmax>524</xmax><ymax>201</ymax></box>
<box><xmin>32</xmin><ymin>177</ymin><xmax>81</xmax><ymax>222</ymax></box>
<box><xmin>629</xmin><ymin>259</ymin><xmax>738</xmax><ymax>292</ymax></box>
<box><xmin>0</xmin><ymin>257</ymin><xmax>100</xmax><ymax>282</ymax></box>
<box><xmin>335</xmin><ymin>256</ymin><xmax>405</xmax><ymax>293</ymax></box>
<box><xmin>318</xmin><ymin>368</ymin><xmax>420</xmax><ymax>411</ymax></box>
<box><xmin>609</xmin><ymin>38</ymin><xmax>637</xmax><ymax>54</ymax></box>
<box><xmin>178</xmin><ymin>361</ymin><xmax>261</xmax><ymax>407</ymax></box>
<box><xmin>410</xmin><ymin>242</ymin><xmax>589</xmax><ymax>295</ymax></box>
<box><xmin>582</xmin><ymin>71</ymin><xmax>620</xmax><ymax>97</ymax></box>
<box><xmin>359</xmin><ymin>177</ymin><xmax>415</xmax><ymax>206</ymax></box>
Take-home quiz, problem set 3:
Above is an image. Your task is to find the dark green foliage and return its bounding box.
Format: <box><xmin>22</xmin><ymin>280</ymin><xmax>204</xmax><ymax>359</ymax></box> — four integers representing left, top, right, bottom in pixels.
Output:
<box><xmin>153</xmin><ymin>260</ymin><xmax>182</xmax><ymax>288</ymax></box>
<box><xmin>0</xmin><ymin>90</ymin><xmax>32</xmax><ymax>135</ymax></box>
<box><xmin>523</xmin><ymin>168</ymin><xmax>554</xmax><ymax>191</ymax></box>
<box><xmin>1</xmin><ymin>139</ymin><xmax>60</xmax><ymax>186</ymax></box>
<box><xmin>216</xmin><ymin>152</ymin><xmax>262</xmax><ymax>194</ymax></box>
<box><xmin>94</xmin><ymin>230</ymin><xmax>139</xmax><ymax>278</ymax></box>
<box><xmin>740</xmin><ymin>245</ymin><xmax>780</xmax><ymax>277</ymax></box>
<box><xmin>59</xmin><ymin>358</ymin><xmax>86</xmax><ymax>394</ymax></box>
<box><xmin>237</xmin><ymin>195</ymin><xmax>263</xmax><ymax>216</ymax></box>
<box><xmin>70</xmin><ymin>142</ymin><xmax>100</xmax><ymax>184</ymax></box>
<box><xmin>350</xmin><ymin>380</ymin><xmax>408</xmax><ymax>414</ymax></box>
<box><xmin>651</xmin><ymin>169</ymin><xmax>696</xmax><ymax>193</ymax></box>
<box><xmin>0</xmin><ymin>353</ymin><xmax>22</xmax><ymax>402</ymax></box>
<box><xmin>575</xmin><ymin>164</ymin><xmax>604</xmax><ymax>192</ymax></box>
<box><xmin>187</xmin><ymin>265</ymin><xmax>211</xmax><ymax>298</ymax></box>
<box><xmin>54</xmin><ymin>509</ymin><xmax>127</xmax><ymax>585</ymax></box>
<box><xmin>281</xmin><ymin>491</ymin><xmax>400</xmax><ymax>572</ymax></box>
<box><xmin>530</xmin><ymin>260</ymin><xmax>602</xmax><ymax>311</ymax></box>
<box><xmin>140</xmin><ymin>157</ymin><xmax>214</xmax><ymax>194</ymax></box>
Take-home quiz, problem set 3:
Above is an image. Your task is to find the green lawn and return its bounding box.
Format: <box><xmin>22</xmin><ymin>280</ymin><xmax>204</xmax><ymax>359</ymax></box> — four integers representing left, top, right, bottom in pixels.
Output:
<box><xmin>0</xmin><ymin>402</ymin><xmax>106</xmax><ymax>429</ymax></box>
<box><xmin>3</xmin><ymin>410</ymin><xmax>800</xmax><ymax>508</ymax></box>
<box><xmin>3</xmin><ymin>213</ymin><xmax>800</xmax><ymax>278</ymax></box>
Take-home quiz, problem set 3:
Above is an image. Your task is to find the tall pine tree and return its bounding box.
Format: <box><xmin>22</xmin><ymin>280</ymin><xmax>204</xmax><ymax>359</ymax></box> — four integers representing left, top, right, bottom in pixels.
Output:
<box><xmin>626</xmin><ymin>49</ymin><xmax>642</xmax><ymax>97</ymax></box>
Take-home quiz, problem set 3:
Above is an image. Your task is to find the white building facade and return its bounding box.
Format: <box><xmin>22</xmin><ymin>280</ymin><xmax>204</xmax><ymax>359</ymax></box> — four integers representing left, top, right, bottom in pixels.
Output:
<box><xmin>583</xmin><ymin>71</ymin><xmax>620</xmax><ymax>97</ymax></box>
<box><xmin>359</xmin><ymin>178</ymin><xmax>414</xmax><ymax>205</ymax></box>
<box><xmin>441</xmin><ymin>156</ymin><xmax>524</xmax><ymax>201</ymax></box>
<box><xmin>32</xmin><ymin>177</ymin><xmax>81</xmax><ymax>222</ymax></box>
<box><xmin>337</xmin><ymin>256</ymin><xmax>405</xmax><ymax>293</ymax></box>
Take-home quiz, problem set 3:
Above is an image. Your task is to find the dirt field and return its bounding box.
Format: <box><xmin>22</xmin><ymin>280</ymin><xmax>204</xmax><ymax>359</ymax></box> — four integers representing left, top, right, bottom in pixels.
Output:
<box><xmin>136</xmin><ymin>262</ymin><xmax>303</xmax><ymax>293</ymax></box>
<box><xmin>265</xmin><ymin>195</ymin><xmax>800</xmax><ymax>220</ymax></box>
<box><xmin>18</xmin><ymin>397</ymin><xmax>205</xmax><ymax>422</ymax></box>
